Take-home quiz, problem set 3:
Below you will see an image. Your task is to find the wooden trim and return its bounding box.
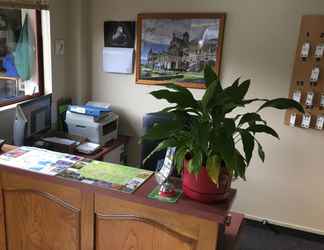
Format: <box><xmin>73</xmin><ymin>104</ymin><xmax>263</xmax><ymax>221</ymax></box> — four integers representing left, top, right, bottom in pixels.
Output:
<box><xmin>0</xmin><ymin>93</ymin><xmax>42</xmax><ymax>108</ymax></box>
<box><xmin>135</xmin><ymin>13</ymin><xmax>226</xmax><ymax>89</ymax></box>
<box><xmin>0</xmin><ymin>2</ymin><xmax>48</xmax><ymax>10</ymax></box>
<box><xmin>0</xmin><ymin>185</ymin><xmax>7</xmax><ymax>250</ymax></box>
<box><xmin>0</xmin><ymin>9</ymin><xmax>45</xmax><ymax>108</ymax></box>
<box><xmin>3</xmin><ymin>189</ymin><xmax>81</xmax><ymax>213</ymax></box>
<box><xmin>80</xmin><ymin>191</ymin><xmax>95</xmax><ymax>250</ymax></box>
<box><xmin>36</xmin><ymin>9</ymin><xmax>45</xmax><ymax>96</ymax></box>
<box><xmin>0</xmin><ymin>77</ymin><xmax>19</xmax><ymax>81</ymax></box>
<box><xmin>216</xmin><ymin>223</ymin><xmax>225</xmax><ymax>250</ymax></box>
<box><xmin>1</xmin><ymin>190</ymin><xmax>8</xmax><ymax>250</ymax></box>
<box><xmin>96</xmin><ymin>213</ymin><xmax>197</xmax><ymax>248</ymax></box>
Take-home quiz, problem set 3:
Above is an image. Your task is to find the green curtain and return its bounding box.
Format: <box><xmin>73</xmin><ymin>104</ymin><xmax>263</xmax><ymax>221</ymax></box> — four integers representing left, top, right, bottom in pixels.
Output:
<box><xmin>13</xmin><ymin>14</ymin><xmax>35</xmax><ymax>81</ymax></box>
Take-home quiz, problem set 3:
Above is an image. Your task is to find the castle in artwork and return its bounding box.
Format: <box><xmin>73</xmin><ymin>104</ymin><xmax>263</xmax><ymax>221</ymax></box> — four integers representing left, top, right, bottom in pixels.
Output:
<box><xmin>146</xmin><ymin>31</ymin><xmax>217</xmax><ymax>73</ymax></box>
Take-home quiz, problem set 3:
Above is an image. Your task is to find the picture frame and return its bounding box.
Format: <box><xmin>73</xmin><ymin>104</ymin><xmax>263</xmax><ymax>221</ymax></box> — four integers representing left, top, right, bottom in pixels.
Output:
<box><xmin>136</xmin><ymin>13</ymin><xmax>226</xmax><ymax>89</ymax></box>
<box><xmin>104</xmin><ymin>21</ymin><xmax>136</xmax><ymax>48</ymax></box>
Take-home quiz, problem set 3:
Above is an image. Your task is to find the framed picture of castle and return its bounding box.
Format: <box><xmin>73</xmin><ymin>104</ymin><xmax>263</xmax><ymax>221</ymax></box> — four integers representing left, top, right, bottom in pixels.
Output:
<box><xmin>136</xmin><ymin>13</ymin><xmax>226</xmax><ymax>89</ymax></box>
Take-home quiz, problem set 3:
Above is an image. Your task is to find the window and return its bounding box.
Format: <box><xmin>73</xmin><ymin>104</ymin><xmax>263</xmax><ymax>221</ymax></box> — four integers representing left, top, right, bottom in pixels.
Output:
<box><xmin>0</xmin><ymin>8</ymin><xmax>44</xmax><ymax>107</ymax></box>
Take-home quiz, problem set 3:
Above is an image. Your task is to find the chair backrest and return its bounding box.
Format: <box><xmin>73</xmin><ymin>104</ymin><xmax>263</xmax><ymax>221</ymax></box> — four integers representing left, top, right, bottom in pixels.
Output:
<box><xmin>141</xmin><ymin>113</ymin><xmax>170</xmax><ymax>171</ymax></box>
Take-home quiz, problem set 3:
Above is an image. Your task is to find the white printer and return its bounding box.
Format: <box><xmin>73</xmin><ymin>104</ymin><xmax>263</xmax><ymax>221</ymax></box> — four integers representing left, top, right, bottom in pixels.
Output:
<box><xmin>65</xmin><ymin>111</ymin><xmax>119</xmax><ymax>146</ymax></box>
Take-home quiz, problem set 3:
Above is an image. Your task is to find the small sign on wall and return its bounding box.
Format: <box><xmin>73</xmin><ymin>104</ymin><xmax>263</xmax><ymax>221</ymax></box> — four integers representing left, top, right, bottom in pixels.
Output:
<box><xmin>55</xmin><ymin>39</ymin><xmax>65</xmax><ymax>56</ymax></box>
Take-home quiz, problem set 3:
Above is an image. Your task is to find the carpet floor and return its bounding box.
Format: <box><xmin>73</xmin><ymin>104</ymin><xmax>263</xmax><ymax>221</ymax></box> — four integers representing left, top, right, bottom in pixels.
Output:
<box><xmin>239</xmin><ymin>220</ymin><xmax>324</xmax><ymax>250</ymax></box>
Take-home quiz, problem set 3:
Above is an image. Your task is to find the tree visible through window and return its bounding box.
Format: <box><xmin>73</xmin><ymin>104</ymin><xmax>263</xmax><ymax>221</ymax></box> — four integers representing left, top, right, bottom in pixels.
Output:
<box><xmin>0</xmin><ymin>8</ymin><xmax>43</xmax><ymax>107</ymax></box>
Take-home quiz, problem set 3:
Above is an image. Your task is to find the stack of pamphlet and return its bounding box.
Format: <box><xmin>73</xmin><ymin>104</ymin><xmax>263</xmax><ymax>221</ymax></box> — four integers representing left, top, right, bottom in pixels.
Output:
<box><xmin>0</xmin><ymin>147</ymin><xmax>153</xmax><ymax>194</ymax></box>
<box><xmin>0</xmin><ymin>147</ymin><xmax>83</xmax><ymax>176</ymax></box>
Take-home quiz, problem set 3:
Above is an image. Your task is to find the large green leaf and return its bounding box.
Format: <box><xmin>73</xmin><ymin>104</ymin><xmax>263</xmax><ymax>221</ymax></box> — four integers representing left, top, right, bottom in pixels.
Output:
<box><xmin>150</xmin><ymin>86</ymin><xmax>198</xmax><ymax>110</ymax></box>
<box><xmin>256</xmin><ymin>140</ymin><xmax>265</xmax><ymax>162</ymax></box>
<box><xmin>143</xmin><ymin>139</ymin><xmax>178</xmax><ymax>164</ymax></box>
<box><xmin>212</xmin><ymin>127</ymin><xmax>235</xmax><ymax>167</ymax></box>
<box><xmin>239</xmin><ymin>130</ymin><xmax>255</xmax><ymax>165</ymax></box>
<box><xmin>257</xmin><ymin>98</ymin><xmax>304</xmax><ymax>113</ymax></box>
<box><xmin>202</xmin><ymin>81</ymin><xmax>218</xmax><ymax>112</ymax></box>
<box><xmin>223</xmin><ymin>118</ymin><xmax>236</xmax><ymax>135</ymax></box>
<box><xmin>248</xmin><ymin>125</ymin><xmax>279</xmax><ymax>139</ymax></box>
<box><xmin>235</xmin><ymin>151</ymin><xmax>247</xmax><ymax>180</ymax></box>
<box><xmin>239</xmin><ymin>113</ymin><xmax>265</xmax><ymax>126</ymax></box>
<box><xmin>204</xmin><ymin>65</ymin><xmax>222</xmax><ymax>91</ymax></box>
<box><xmin>194</xmin><ymin>120</ymin><xmax>211</xmax><ymax>154</ymax></box>
<box><xmin>241</xmin><ymin>98</ymin><xmax>268</xmax><ymax>105</ymax></box>
<box><xmin>208</xmin><ymin>79</ymin><xmax>251</xmax><ymax>114</ymax></box>
<box><xmin>236</xmin><ymin>80</ymin><xmax>250</xmax><ymax>100</ymax></box>
<box><xmin>188</xmin><ymin>149</ymin><xmax>203</xmax><ymax>174</ymax></box>
<box><xmin>165</xmin><ymin>84</ymin><xmax>199</xmax><ymax>108</ymax></box>
<box><xmin>222</xmin><ymin>79</ymin><xmax>250</xmax><ymax>103</ymax></box>
<box><xmin>175</xmin><ymin>146</ymin><xmax>188</xmax><ymax>174</ymax></box>
<box><xmin>141</xmin><ymin>121</ymin><xmax>181</xmax><ymax>141</ymax></box>
<box><xmin>232</xmin><ymin>77</ymin><xmax>241</xmax><ymax>88</ymax></box>
<box><xmin>228</xmin><ymin>150</ymin><xmax>247</xmax><ymax>180</ymax></box>
<box><xmin>206</xmin><ymin>155</ymin><xmax>221</xmax><ymax>184</ymax></box>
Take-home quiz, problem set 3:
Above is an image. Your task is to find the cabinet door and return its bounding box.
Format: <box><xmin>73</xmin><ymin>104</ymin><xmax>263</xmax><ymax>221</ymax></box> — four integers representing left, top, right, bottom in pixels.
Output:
<box><xmin>96</xmin><ymin>214</ymin><xmax>195</xmax><ymax>250</ymax></box>
<box><xmin>95</xmin><ymin>194</ymin><xmax>219</xmax><ymax>250</ymax></box>
<box><xmin>0</xmin><ymin>171</ymin><xmax>94</xmax><ymax>250</ymax></box>
<box><xmin>0</xmin><ymin>180</ymin><xmax>6</xmax><ymax>250</ymax></box>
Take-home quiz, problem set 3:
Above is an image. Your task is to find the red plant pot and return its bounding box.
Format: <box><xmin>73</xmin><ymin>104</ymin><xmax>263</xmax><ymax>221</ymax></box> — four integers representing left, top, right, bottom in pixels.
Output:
<box><xmin>182</xmin><ymin>160</ymin><xmax>232</xmax><ymax>203</ymax></box>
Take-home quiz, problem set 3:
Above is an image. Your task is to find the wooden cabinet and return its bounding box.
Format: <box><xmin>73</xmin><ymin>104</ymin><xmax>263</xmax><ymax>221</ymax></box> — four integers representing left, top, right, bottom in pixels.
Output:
<box><xmin>0</xmin><ymin>171</ymin><xmax>94</xmax><ymax>250</ymax></box>
<box><xmin>94</xmin><ymin>194</ymin><xmax>218</xmax><ymax>250</ymax></box>
<box><xmin>0</xmin><ymin>145</ymin><xmax>241</xmax><ymax>250</ymax></box>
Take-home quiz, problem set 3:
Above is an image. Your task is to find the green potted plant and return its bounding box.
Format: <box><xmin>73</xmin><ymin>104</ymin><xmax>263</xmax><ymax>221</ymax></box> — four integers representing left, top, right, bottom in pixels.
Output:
<box><xmin>142</xmin><ymin>65</ymin><xmax>304</xmax><ymax>203</ymax></box>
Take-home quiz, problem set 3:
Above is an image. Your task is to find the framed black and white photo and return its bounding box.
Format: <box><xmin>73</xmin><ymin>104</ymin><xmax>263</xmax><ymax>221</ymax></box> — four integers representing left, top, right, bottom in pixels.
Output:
<box><xmin>104</xmin><ymin>21</ymin><xmax>135</xmax><ymax>48</ymax></box>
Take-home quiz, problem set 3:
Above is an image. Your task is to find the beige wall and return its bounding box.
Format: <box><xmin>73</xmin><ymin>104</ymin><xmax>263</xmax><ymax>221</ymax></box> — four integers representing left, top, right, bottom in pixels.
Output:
<box><xmin>89</xmin><ymin>0</ymin><xmax>324</xmax><ymax>234</ymax></box>
<box><xmin>66</xmin><ymin>0</ymin><xmax>91</xmax><ymax>105</ymax></box>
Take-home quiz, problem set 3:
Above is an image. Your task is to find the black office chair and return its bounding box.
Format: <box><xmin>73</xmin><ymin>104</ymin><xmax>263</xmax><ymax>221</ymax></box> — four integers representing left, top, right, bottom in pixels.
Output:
<box><xmin>140</xmin><ymin>113</ymin><xmax>170</xmax><ymax>171</ymax></box>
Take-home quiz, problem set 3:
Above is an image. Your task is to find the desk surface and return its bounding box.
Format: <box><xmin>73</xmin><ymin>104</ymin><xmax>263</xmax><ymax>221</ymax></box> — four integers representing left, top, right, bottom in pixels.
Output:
<box><xmin>0</xmin><ymin>144</ymin><xmax>236</xmax><ymax>224</ymax></box>
<box><xmin>75</xmin><ymin>135</ymin><xmax>129</xmax><ymax>160</ymax></box>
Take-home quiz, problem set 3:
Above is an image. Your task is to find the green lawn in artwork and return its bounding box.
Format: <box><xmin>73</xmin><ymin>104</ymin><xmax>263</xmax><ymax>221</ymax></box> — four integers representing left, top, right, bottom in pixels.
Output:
<box><xmin>141</xmin><ymin>66</ymin><xmax>204</xmax><ymax>83</ymax></box>
<box><xmin>79</xmin><ymin>161</ymin><xmax>152</xmax><ymax>185</ymax></box>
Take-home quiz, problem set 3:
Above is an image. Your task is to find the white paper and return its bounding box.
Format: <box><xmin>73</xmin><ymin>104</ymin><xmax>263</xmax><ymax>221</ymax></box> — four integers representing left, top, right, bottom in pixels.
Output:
<box><xmin>292</xmin><ymin>90</ymin><xmax>302</xmax><ymax>103</ymax></box>
<box><xmin>290</xmin><ymin>113</ymin><xmax>297</xmax><ymax>127</ymax></box>
<box><xmin>310</xmin><ymin>67</ymin><xmax>320</xmax><ymax>82</ymax></box>
<box><xmin>315</xmin><ymin>44</ymin><xmax>324</xmax><ymax>59</ymax></box>
<box><xmin>301</xmin><ymin>114</ymin><xmax>312</xmax><ymax>128</ymax></box>
<box><xmin>305</xmin><ymin>91</ymin><xmax>315</xmax><ymax>106</ymax></box>
<box><xmin>103</xmin><ymin>47</ymin><xmax>134</xmax><ymax>74</ymax></box>
<box><xmin>42</xmin><ymin>137</ymin><xmax>76</xmax><ymax>146</ymax></box>
<box><xmin>301</xmin><ymin>42</ymin><xmax>311</xmax><ymax>58</ymax></box>
<box><xmin>320</xmin><ymin>95</ymin><xmax>324</xmax><ymax>108</ymax></box>
<box><xmin>86</xmin><ymin>101</ymin><xmax>111</xmax><ymax>110</ymax></box>
<box><xmin>316</xmin><ymin>116</ymin><xmax>324</xmax><ymax>130</ymax></box>
<box><xmin>77</xmin><ymin>142</ymin><xmax>100</xmax><ymax>154</ymax></box>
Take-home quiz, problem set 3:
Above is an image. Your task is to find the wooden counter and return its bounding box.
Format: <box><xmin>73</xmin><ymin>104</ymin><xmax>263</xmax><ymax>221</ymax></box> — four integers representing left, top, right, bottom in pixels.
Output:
<box><xmin>0</xmin><ymin>145</ymin><xmax>242</xmax><ymax>250</ymax></box>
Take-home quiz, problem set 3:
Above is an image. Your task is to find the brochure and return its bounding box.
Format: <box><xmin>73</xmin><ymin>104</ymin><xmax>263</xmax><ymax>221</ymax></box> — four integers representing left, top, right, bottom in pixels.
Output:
<box><xmin>0</xmin><ymin>147</ymin><xmax>153</xmax><ymax>193</ymax></box>
<box><xmin>58</xmin><ymin>159</ymin><xmax>153</xmax><ymax>193</ymax></box>
<box><xmin>0</xmin><ymin>147</ymin><xmax>83</xmax><ymax>176</ymax></box>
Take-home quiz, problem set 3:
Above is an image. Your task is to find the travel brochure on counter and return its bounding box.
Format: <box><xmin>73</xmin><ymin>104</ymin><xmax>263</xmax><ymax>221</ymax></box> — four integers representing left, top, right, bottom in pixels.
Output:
<box><xmin>0</xmin><ymin>147</ymin><xmax>153</xmax><ymax>194</ymax></box>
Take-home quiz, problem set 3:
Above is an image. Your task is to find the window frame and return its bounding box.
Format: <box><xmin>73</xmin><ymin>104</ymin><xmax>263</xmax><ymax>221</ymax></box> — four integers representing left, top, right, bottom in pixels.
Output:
<box><xmin>0</xmin><ymin>9</ymin><xmax>44</xmax><ymax>108</ymax></box>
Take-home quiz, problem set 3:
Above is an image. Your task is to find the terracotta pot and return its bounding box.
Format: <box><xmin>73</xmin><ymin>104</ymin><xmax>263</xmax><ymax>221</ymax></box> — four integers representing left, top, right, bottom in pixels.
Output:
<box><xmin>182</xmin><ymin>160</ymin><xmax>232</xmax><ymax>203</ymax></box>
